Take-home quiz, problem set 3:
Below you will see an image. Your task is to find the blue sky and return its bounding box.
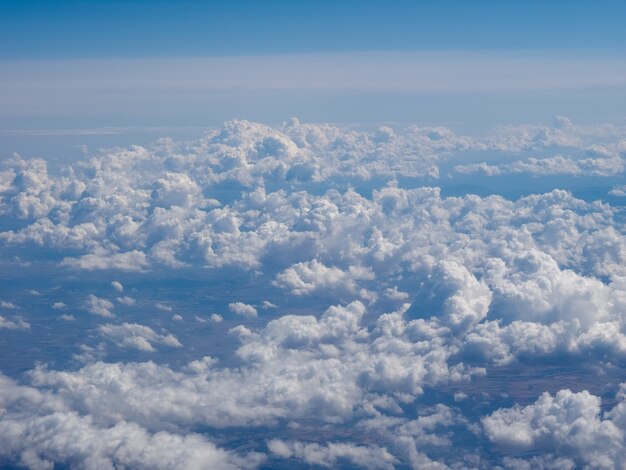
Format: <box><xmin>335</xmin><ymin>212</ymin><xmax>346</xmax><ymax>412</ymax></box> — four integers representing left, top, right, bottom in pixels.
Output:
<box><xmin>2</xmin><ymin>0</ymin><xmax>626</xmax><ymax>58</ymax></box>
<box><xmin>1</xmin><ymin>1</ymin><xmax>626</xmax><ymax>137</ymax></box>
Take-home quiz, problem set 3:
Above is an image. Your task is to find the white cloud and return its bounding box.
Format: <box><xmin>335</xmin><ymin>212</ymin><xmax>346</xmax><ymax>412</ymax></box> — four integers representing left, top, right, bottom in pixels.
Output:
<box><xmin>229</xmin><ymin>302</ymin><xmax>257</xmax><ymax>318</ymax></box>
<box><xmin>151</xmin><ymin>172</ymin><xmax>203</xmax><ymax>209</ymax></box>
<box><xmin>0</xmin><ymin>374</ymin><xmax>263</xmax><ymax>470</ymax></box>
<box><xmin>610</xmin><ymin>185</ymin><xmax>626</xmax><ymax>197</ymax></box>
<box><xmin>384</xmin><ymin>286</ymin><xmax>409</xmax><ymax>301</ymax></box>
<box><xmin>408</xmin><ymin>260</ymin><xmax>492</xmax><ymax>334</ymax></box>
<box><xmin>98</xmin><ymin>322</ymin><xmax>182</xmax><ymax>352</ymax></box>
<box><xmin>17</xmin><ymin>301</ymin><xmax>479</xmax><ymax>438</ymax></box>
<box><xmin>117</xmin><ymin>295</ymin><xmax>135</xmax><ymax>305</ymax></box>
<box><xmin>1</xmin><ymin>118</ymin><xmax>623</xmax><ymax>279</ymax></box>
<box><xmin>483</xmin><ymin>387</ymin><xmax>626</xmax><ymax>468</ymax></box>
<box><xmin>62</xmin><ymin>250</ymin><xmax>149</xmax><ymax>271</ymax></box>
<box><xmin>268</xmin><ymin>440</ymin><xmax>396</xmax><ymax>469</ymax></box>
<box><xmin>274</xmin><ymin>260</ymin><xmax>374</xmax><ymax>298</ymax></box>
<box><xmin>85</xmin><ymin>295</ymin><xmax>114</xmax><ymax>318</ymax></box>
<box><xmin>0</xmin><ymin>315</ymin><xmax>30</xmax><ymax>330</ymax></box>
<box><xmin>454</xmin><ymin>152</ymin><xmax>624</xmax><ymax>177</ymax></box>
<box><xmin>0</xmin><ymin>117</ymin><xmax>626</xmax><ymax>467</ymax></box>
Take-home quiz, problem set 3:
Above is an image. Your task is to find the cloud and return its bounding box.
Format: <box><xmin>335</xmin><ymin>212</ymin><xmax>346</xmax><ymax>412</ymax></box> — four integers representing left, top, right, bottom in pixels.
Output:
<box><xmin>15</xmin><ymin>301</ymin><xmax>480</xmax><ymax>442</ymax></box>
<box><xmin>268</xmin><ymin>440</ymin><xmax>396</xmax><ymax>469</ymax></box>
<box><xmin>0</xmin><ymin>374</ymin><xmax>263</xmax><ymax>470</ymax></box>
<box><xmin>1</xmin><ymin>117</ymin><xmax>623</xmax><ymax>279</ymax></box>
<box><xmin>0</xmin><ymin>315</ymin><xmax>30</xmax><ymax>330</ymax></box>
<box><xmin>85</xmin><ymin>295</ymin><xmax>114</xmax><ymax>318</ymax></box>
<box><xmin>155</xmin><ymin>302</ymin><xmax>172</xmax><ymax>312</ymax></box>
<box><xmin>3</xmin><ymin>54</ymin><xmax>626</xmax><ymax>106</ymax></box>
<box><xmin>0</xmin><ymin>117</ymin><xmax>626</xmax><ymax>467</ymax></box>
<box><xmin>454</xmin><ymin>152</ymin><xmax>624</xmax><ymax>177</ymax></box>
<box><xmin>62</xmin><ymin>250</ymin><xmax>149</xmax><ymax>271</ymax></box>
<box><xmin>609</xmin><ymin>185</ymin><xmax>626</xmax><ymax>197</ymax></box>
<box><xmin>384</xmin><ymin>286</ymin><xmax>410</xmax><ymax>301</ymax></box>
<box><xmin>273</xmin><ymin>260</ymin><xmax>374</xmax><ymax>298</ymax></box>
<box><xmin>151</xmin><ymin>172</ymin><xmax>203</xmax><ymax>209</ymax></box>
<box><xmin>0</xmin><ymin>125</ymin><xmax>624</xmax><ymax>373</ymax></box>
<box><xmin>483</xmin><ymin>386</ymin><xmax>626</xmax><ymax>468</ymax></box>
<box><xmin>407</xmin><ymin>260</ymin><xmax>492</xmax><ymax>333</ymax></box>
<box><xmin>98</xmin><ymin>322</ymin><xmax>182</xmax><ymax>352</ymax></box>
<box><xmin>228</xmin><ymin>302</ymin><xmax>257</xmax><ymax>318</ymax></box>
<box><xmin>117</xmin><ymin>295</ymin><xmax>135</xmax><ymax>305</ymax></box>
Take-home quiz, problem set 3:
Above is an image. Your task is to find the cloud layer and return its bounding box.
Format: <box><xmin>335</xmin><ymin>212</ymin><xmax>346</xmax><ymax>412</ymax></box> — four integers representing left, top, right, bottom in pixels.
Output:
<box><xmin>0</xmin><ymin>117</ymin><xmax>625</xmax><ymax>468</ymax></box>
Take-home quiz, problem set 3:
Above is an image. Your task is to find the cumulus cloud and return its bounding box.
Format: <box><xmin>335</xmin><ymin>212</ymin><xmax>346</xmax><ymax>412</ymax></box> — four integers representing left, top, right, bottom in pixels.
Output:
<box><xmin>1</xmin><ymin>117</ymin><xmax>626</xmax><ymax>467</ymax></box>
<box><xmin>407</xmin><ymin>260</ymin><xmax>492</xmax><ymax>333</ymax></box>
<box><xmin>483</xmin><ymin>386</ymin><xmax>626</xmax><ymax>468</ymax></box>
<box><xmin>85</xmin><ymin>294</ymin><xmax>114</xmax><ymax>318</ymax></box>
<box><xmin>0</xmin><ymin>315</ymin><xmax>30</xmax><ymax>330</ymax></box>
<box><xmin>151</xmin><ymin>172</ymin><xmax>203</xmax><ymax>209</ymax></box>
<box><xmin>155</xmin><ymin>302</ymin><xmax>172</xmax><ymax>312</ymax></box>
<box><xmin>273</xmin><ymin>260</ymin><xmax>374</xmax><ymax>298</ymax></box>
<box><xmin>454</xmin><ymin>152</ymin><xmax>624</xmax><ymax>177</ymax></box>
<box><xmin>384</xmin><ymin>286</ymin><xmax>410</xmax><ymax>301</ymax></box>
<box><xmin>98</xmin><ymin>322</ymin><xmax>182</xmax><ymax>352</ymax></box>
<box><xmin>62</xmin><ymin>250</ymin><xmax>149</xmax><ymax>271</ymax></box>
<box><xmin>7</xmin><ymin>300</ymin><xmax>480</xmax><ymax>447</ymax></box>
<box><xmin>609</xmin><ymin>185</ymin><xmax>626</xmax><ymax>197</ymax></box>
<box><xmin>0</xmin><ymin>374</ymin><xmax>263</xmax><ymax>470</ymax></box>
<box><xmin>1</xmin><ymin>117</ymin><xmax>623</xmax><ymax>279</ymax></box>
<box><xmin>229</xmin><ymin>302</ymin><xmax>257</xmax><ymax>318</ymax></box>
<box><xmin>453</xmin><ymin>118</ymin><xmax>625</xmax><ymax>177</ymax></box>
<box><xmin>1</xmin><ymin>133</ymin><xmax>623</xmax><ymax>374</ymax></box>
<box><xmin>268</xmin><ymin>440</ymin><xmax>396</xmax><ymax>469</ymax></box>
<box><xmin>116</xmin><ymin>295</ymin><xmax>135</xmax><ymax>305</ymax></box>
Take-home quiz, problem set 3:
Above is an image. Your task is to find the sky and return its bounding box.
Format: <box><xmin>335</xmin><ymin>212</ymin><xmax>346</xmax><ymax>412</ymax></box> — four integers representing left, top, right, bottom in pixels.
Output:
<box><xmin>2</xmin><ymin>0</ymin><xmax>626</xmax><ymax>58</ymax></box>
<box><xmin>2</xmin><ymin>3</ymin><xmax>626</xmax><ymax>469</ymax></box>
<box><xmin>1</xmin><ymin>0</ymin><xmax>626</xmax><ymax>136</ymax></box>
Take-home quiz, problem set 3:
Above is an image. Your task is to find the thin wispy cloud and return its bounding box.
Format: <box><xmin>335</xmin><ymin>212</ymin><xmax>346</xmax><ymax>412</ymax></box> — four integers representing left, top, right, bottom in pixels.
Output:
<box><xmin>3</xmin><ymin>52</ymin><xmax>626</xmax><ymax>95</ymax></box>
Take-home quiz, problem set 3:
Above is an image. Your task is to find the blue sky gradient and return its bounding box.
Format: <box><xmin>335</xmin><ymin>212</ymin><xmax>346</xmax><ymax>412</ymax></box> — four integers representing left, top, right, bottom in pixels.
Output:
<box><xmin>2</xmin><ymin>0</ymin><xmax>626</xmax><ymax>58</ymax></box>
<box><xmin>1</xmin><ymin>1</ymin><xmax>626</xmax><ymax>148</ymax></box>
